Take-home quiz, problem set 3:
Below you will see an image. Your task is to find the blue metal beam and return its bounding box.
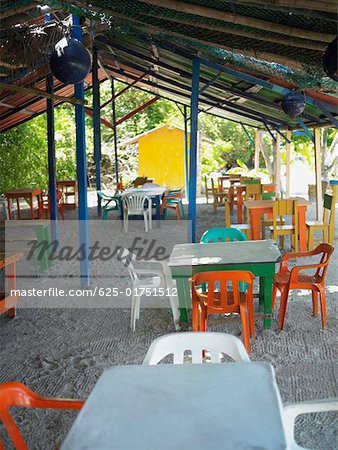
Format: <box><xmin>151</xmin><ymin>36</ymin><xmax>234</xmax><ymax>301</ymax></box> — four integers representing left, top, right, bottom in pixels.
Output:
<box><xmin>314</xmin><ymin>100</ymin><xmax>338</xmax><ymax>128</ymax></box>
<box><xmin>241</xmin><ymin>124</ymin><xmax>255</xmax><ymax>148</ymax></box>
<box><xmin>73</xmin><ymin>15</ymin><xmax>90</xmax><ymax>287</ymax></box>
<box><xmin>92</xmin><ymin>46</ymin><xmax>102</xmax><ymax>216</ymax></box>
<box><xmin>46</xmin><ymin>73</ymin><xmax>58</xmax><ymax>241</ymax></box>
<box><xmin>296</xmin><ymin>117</ymin><xmax>314</xmax><ymax>142</ymax></box>
<box><xmin>188</xmin><ymin>58</ymin><xmax>200</xmax><ymax>243</ymax></box>
<box><xmin>199</xmin><ymin>72</ymin><xmax>222</xmax><ymax>95</ymax></box>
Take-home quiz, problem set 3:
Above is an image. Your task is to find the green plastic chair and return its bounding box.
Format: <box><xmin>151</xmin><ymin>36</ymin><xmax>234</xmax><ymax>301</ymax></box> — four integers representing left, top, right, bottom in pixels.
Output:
<box><xmin>97</xmin><ymin>191</ymin><xmax>121</xmax><ymax>220</ymax></box>
<box><xmin>200</xmin><ymin>227</ymin><xmax>248</xmax><ymax>291</ymax></box>
<box><xmin>200</xmin><ymin>227</ymin><xmax>247</xmax><ymax>243</ymax></box>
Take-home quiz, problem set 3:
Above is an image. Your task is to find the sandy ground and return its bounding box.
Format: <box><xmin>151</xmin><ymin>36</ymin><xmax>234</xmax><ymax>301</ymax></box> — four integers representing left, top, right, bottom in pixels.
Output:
<box><xmin>0</xmin><ymin>193</ymin><xmax>337</xmax><ymax>449</ymax></box>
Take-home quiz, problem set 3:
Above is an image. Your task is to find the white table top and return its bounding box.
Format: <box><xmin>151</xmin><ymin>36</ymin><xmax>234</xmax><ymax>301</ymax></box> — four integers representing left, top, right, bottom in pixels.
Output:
<box><xmin>168</xmin><ymin>239</ymin><xmax>282</xmax><ymax>268</ymax></box>
<box><xmin>61</xmin><ymin>362</ymin><xmax>286</xmax><ymax>450</ymax></box>
<box><xmin>122</xmin><ymin>187</ymin><xmax>167</xmax><ymax>197</ymax></box>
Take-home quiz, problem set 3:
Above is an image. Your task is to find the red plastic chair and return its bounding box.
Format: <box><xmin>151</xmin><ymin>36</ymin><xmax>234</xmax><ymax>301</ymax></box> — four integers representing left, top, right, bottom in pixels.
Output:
<box><xmin>0</xmin><ymin>382</ymin><xmax>84</xmax><ymax>450</ymax></box>
<box><xmin>192</xmin><ymin>271</ymin><xmax>255</xmax><ymax>353</ymax></box>
<box><xmin>272</xmin><ymin>243</ymin><xmax>334</xmax><ymax>330</ymax></box>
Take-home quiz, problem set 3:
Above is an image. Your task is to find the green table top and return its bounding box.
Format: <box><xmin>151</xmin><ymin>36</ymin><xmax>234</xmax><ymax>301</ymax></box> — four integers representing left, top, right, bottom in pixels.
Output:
<box><xmin>168</xmin><ymin>239</ymin><xmax>281</xmax><ymax>268</ymax></box>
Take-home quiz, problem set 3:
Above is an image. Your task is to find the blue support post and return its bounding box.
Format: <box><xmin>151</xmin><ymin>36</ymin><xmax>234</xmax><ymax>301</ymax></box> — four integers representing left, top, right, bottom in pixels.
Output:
<box><xmin>111</xmin><ymin>79</ymin><xmax>119</xmax><ymax>187</ymax></box>
<box><xmin>92</xmin><ymin>46</ymin><xmax>102</xmax><ymax>216</ymax></box>
<box><xmin>183</xmin><ymin>105</ymin><xmax>189</xmax><ymax>202</ymax></box>
<box><xmin>73</xmin><ymin>15</ymin><xmax>90</xmax><ymax>286</ymax></box>
<box><xmin>46</xmin><ymin>73</ymin><xmax>58</xmax><ymax>241</ymax></box>
<box><xmin>188</xmin><ymin>58</ymin><xmax>200</xmax><ymax>243</ymax></box>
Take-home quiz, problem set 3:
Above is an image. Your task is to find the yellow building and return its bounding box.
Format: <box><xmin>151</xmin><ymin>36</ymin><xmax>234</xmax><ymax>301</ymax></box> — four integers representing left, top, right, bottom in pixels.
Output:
<box><xmin>121</xmin><ymin>125</ymin><xmax>187</xmax><ymax>189</ymax></box>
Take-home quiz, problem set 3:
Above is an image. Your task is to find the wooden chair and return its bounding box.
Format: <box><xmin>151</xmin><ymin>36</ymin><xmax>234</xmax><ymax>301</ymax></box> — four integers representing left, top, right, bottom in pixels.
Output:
<box><xmin>41</xmin><ymin>190</ymin><xmax>64</xmax><ymax>219</ymax></box>
<box><xmin>261</xmin><ymin>192</ymin><xmax>285</xmax><ymax>239</ymax></box>
<box><xmin>269</xmin><ymin>199</ymin><xmax>298</xmax><ymax>252</ymax></box>
<box><xmin>204</xmin><ymin>177</ymin><xmax>214</xmax><ymax>204</ymax></box>
<box><xmin>211</xmin><ymin>179</ymin><xmax>228</xmax><ymax>213</ymax></box>
<box><xmin>192</xmin><ymin>270</ymin><xmax>255</xmax><ymax>353</ymax></box>
<box><xmin>0</xmin><ymin>382</ymin><xmax>84</xmax><ymax>450</ymax></box>
<box><xmin>224</xmin><ymin>199</ymin><xmax>251</xmax><ymax>239</ymax></box>
<box><xmin>142</xmin><ymin>332</ymin><xmax>250</xmax><ymax>364</ymax></box>
<box><xmin>306</xmin><ymin>194</ymin><xmax>335</xmax><ymax>250</ymax></box>
<box><xmin>272</xmin><ymin>243</ymin><xmax>334</xmax><ymax>330</ymax></box>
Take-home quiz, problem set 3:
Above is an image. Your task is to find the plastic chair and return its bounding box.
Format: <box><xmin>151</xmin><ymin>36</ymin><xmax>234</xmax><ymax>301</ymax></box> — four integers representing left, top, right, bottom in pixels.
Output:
<box><xmin>269</xmin><ymin>199</ymin><xmax>299</xmax><ymax>252</ymax></box>
<box><xmin>192</xmin><ymin>271</ymin><xmax>255</xmax><ymax>353</ymax></box>
<box><xmin>306</xmin><ymin>194</ymin><xmax>335</xmax><ymax>249</ymax></box>
<box><xmin>161</xmin><ymin>188</ymin><xmax>184</xmax><ymax>219</ymax></box>
<box><xmin>283</xmin><ymin>399</ymin><xmax>338</xmax><ymax>450</ymax></box>
<box><xmin>97</xmin><ymin>190</ymin><xmax>121</xmax><ymax>220</ymax></box>
<box><xmin>120</xmin><ymin>248</ymin><xmax>180</xmax><ymax>331</ymax></box>
<box><xmin>142</xmin><ymin>332</ymin><xmax>250</xmax><ymax>364</ymax></box>
<box><xmin>200</xmin><ymin>227</ymin><xmax>247</xmax><ymax>243</ymax></box>
<box><xmin>272</xmin><ymin>243</ymin><xmax>334</xmax><ymax>330</ymax></box>
<box><xmin>122</xmin><ymin>193</ymin><xmax>151</xmax><ymax>232</ymax></box>
<box><xmin>0</xmin><ymin>381</ymin><xmax>84</xmax><ymax>450</ymax></box>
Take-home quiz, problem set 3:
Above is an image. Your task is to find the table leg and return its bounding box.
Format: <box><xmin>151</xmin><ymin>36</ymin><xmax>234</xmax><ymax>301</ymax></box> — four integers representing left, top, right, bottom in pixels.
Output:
<box><xmin>259</xmin><ymin>277</ymin><xmax>265</xmax><ymax>309</ymax></box>
<box><xmin>262</xmin><ymin>276</ymin><xmax>273</xmax><ymax>329</ymax></box>
<box><xmin>7</xmin><ymin>198</ymin><xmax>12</xmax><ymax>220</ymax></box>
<box><xmin>237</xmin><ymin>188</ymin><xmax>243</xmax><ymax>223</ymax></box>
<box><xmin>37</xmin><ymin>194</ymin><xmax>43</xmax><ymax>219</ymax></box>
<box><xmin>175</xmin><ymin>278</ymin><xmax>191</xmax><ymax>323</ymax></box>
<box><xmin>16</xmin><ymin>199</ymin><xmax>21</xmax><ymax>220</ymax></box>
<box><xmin>250</xmin><ymin>210</ymin><xmax>260</xmax><ymax>240</ymax></box>
<box><xmin>298</xmin><ymin>206</ymin><xmax>307</xmax><ymax>252</ymax></box>
<box><xmin>155</xmin><ymin>196</ymin><xmax>161</xmax><ymax>226</ymax></box>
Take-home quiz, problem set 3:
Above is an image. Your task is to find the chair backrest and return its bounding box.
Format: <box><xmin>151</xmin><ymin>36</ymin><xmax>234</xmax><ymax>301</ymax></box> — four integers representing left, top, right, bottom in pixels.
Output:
<box><xmin>200</xmin><ymin>227</ymin><xmax>247</xmax><ymax>243</ymax></box>
<box><xmin>165</xmin><ymin>188</ymin><xmax>183</xmax><ymax>200</ymax></box>
<box><xmin>245</xmin><ymin>178</ymin><xmax>261</xmax><ymax>185</ymax></box>
<box><xmin>210</xmin><ymin>178</ymin><xmax>218</xmax><ymax>193</ymax></box>
<box><xmin>97</xmin><ymin>190</ymin><xmax>113</xmax><ymax>201</ymax></box>
<box><xmin>261</xmin><ymin>192</ymin><xmax>276</xmax><ymax>200</ymax></box>
<box><xmin>272</xmin><ymin>199</ymin><xmax>298</xmax><ymax>230</ymax></box>
<box><xmin>122</xmin><ymin>193</ymin><xmax>149</xmax><ymax>211</ymax></box>
<box><xmin>0</xmin><ymin>382</ymin><xmax>83</xmax><ymax>450</ymax></box>
<box><xmin>204</xmin><ymin>176</ymin><xmax>212</xmax><ymax>190</ymax></box>
<box><xmin>245</xmin><ymin>183</ymin><xmax>262</xmax><ymax>200</ymax></box>
<box><xmin>142</xmin><ymin>332</ymin><xmax>251</xmax><ymax>364</ymax></box>
<box><xmin>118</xmin><ymin>247</ymin><xmax>139</xmax><ymax>281</ymax></box>
<box><xmin>192</xmin><ymin>270</ymin><xmax>254</xmax><ymax>315</ymax></box>
<box><xmin>240</xmin><ymin>176</ymin><xmax>249</xmax><ymax>183</ymax></box>
<box><xmin>310</xmin><ymin>243</ymin><xmax>334</xmax><ymax>281</ymax></box>
<box><xmin>323</xmin><ymin>194</ymin><xmax>334</xmax><ymax>226</ymax></box>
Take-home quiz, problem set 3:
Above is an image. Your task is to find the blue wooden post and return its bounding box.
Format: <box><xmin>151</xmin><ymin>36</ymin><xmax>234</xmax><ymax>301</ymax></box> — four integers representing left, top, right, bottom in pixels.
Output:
<box><xmin>92</xmin><ymin>46</ymin><xmax>102</xmax><ymax>216</ymax></box>
<box><xmin>73</xmin><ymin>15</ymin><xmax>89</xmax><ymax>286</ymax></box>
<box><xmin>188</xmin><ymin>58</ymin><xmax>200</xmax><ymax>243</ymax></box>
<box><xmin>46</xmin><ymin>73</ymin><xmax>58</xmax><ymax>241</ymax></box>
<box><xmin>183</xmin><ymin>105</ymin><xmax>189</xmax><ymax>202</ymax></box>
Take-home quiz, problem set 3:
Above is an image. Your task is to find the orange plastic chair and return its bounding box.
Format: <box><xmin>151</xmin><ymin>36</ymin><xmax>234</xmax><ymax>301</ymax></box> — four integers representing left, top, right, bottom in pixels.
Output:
<box><xmin>272</xmin><ymin>243</ymin><xmax>334</xmax><ymax>330</ymax></box>
<box><xmin>192</xmin><ymin>271</ymin><xmax>255</xmax><ymax>353</ymax></box>
<box><xmin>161</xmin><ymin>188</ymin><xmax>184</xmax><ymax>219</ymax></box>
<box><xmin>0</xmin><ymin>382</ymin><xmax>84</xmax><ymax>450</ymax></box>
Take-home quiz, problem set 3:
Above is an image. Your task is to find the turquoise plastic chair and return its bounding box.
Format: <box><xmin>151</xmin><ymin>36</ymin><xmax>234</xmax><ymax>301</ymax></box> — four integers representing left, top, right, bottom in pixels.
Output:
<box><xmin>97</xmin><ymin>191</ymin><xmax>121</xmax><ymax>220</ymax></box>
<box><xmin>200</xmin><ymin>227</ymin><xmax>248</xmax><ymax>291</ymax></box>
<box><xmin>162</xmin><ymin>189</ymin><xmax>184</xmax><ymax>219</ymax></box>
<box><xmin>200</xmin><ymin>227</ymin><xmax>247</xmax><ymax>243</ymax></box>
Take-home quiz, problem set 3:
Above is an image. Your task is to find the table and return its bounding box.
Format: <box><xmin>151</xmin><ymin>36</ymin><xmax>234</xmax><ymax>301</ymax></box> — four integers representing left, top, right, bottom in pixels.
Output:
<box><xmin>169</xmin><ymin>239</ymin><xmax>281</xmax><ymax>329</ymax></box>
<box><xmin>56</xmin><ymin>180</ymin><xmax>78</xmax><ymax>208</ymax></box>
<box><xmin>5</xmin><ymin>188</ymin><xmax>42</xmax><ymax>220</ymax></box>
<box><xmin>0</xmin><ymin>252</ymin><xmax>23</xmax><ymax>317</ymax></box>
<box><xmin>122</xmin><ymin>186</ymin><xmax>167</xmax><ymax>221</ymax></box>
<box><xmin>244</xmin><ymin>197</ymin><xmax>311</xmax><ymax>251</ymax></box>
<box><xmin>236</xmin><ymin>183</ymin><xmax>276</xmax><ymax>223</ymax></box>
<box><xmin>61</xmin><ymin>362</ymin><xmax>287</xmax><ymax>450</ymax></box>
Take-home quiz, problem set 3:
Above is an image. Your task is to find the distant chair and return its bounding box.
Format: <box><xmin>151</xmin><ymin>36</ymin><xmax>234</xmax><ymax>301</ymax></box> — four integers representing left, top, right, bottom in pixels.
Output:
<box><xmin>120</xmin><ymin>248</ymin><xmax>180</xmax><ymax>331</ymax></box>
<box><xmin>272</xmin><ymin>243</ymin><xmax>334</xmax><ymax>330</ymax></box>
<box><xmin>161</xmin><ymin>188</ymin><xmax>184</xmax><ymax>220</ymax></box>
<box><xmin>143</xmin><ymin>332</ymin><xmax>250</xmax><ymax>364</ymax></box>
<box><xmin>261</xmin><ymin>192</ymin><xmax>285</xmax><ymax>239</ymax></box>
<box><xmin>122</xmin><ymin>193</ymin><xmax>152</xmax><ymax>232</ymax></box>
<box><xmin>306</xmin><ymin>194</ymin><xmax>335</xmax><ymax>250</ymax></box>
<box><xmin>224</xmin><ymin>199</ymin><xmax>252</xmax><ymax>239</ymax></box>
<box><xmin>200</xmin><ymin>227</ymin><xmax>247</xmax><ymax>243</ymax></box>
<box><xmin>283</xmin><ymin>399</ymin><xmax>338</xmax><ymax>450</ymax></box>
<box><xmin>97</xmin><ymin>191</ymin><xmax>121</xmax><ymax>220</ymax></box>
<box><xmin>269</xmin><ymin>199</ymin><xmax>298</xmax><ymax>252</ymax></box>
<box><xmin>192</xmin><ymin>270</ymin><xmax>255</xmax><ymax>353</ymax></box>
<box><xmin>0</xmin><ymin>381</ymin><xmax>83</xmax><ymax>450</ymax></box>
<box><xmin>211</xmin><ymin>179</ymin><xmax>228</xmax><ymax>213</ymax></box>
<box><xmin>41</xmin><ymin>190</ymin><xmax>64</xmax><ymax>219</ymax></box>
<box><xmin>204</xmin><ymin>176</ymin><xmax>214</xmax><ymax>204</ymax></box>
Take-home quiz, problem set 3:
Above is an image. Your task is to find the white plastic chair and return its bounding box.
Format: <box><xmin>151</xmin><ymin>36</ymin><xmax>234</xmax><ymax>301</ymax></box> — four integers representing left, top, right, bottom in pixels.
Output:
<box><xmin>122</xmin><ymin>193</ymin><xmax>152</xmax><ymax>232</ymax></box>
<box><xmin>142</xmin><ymin>332</ymin><xmax>251</xmax><ymax>364</ymax></box>
<box><xmin>120</xmin><ymin>248</ymin><xmax>180</xmax><ymax>331</ymax></box>
<box><xmin>283</xmin><ymin>399</ymin><xmax>338</xmax><ymax>450</ymax></box>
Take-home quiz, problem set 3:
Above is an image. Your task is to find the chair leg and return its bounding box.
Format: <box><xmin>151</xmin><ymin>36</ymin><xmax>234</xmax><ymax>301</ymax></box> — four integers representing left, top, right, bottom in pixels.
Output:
<box><xmin>123</xmin><ymin>212</ymin><xmax>128</xmax><ymax>232</ymax></box>
<box><xmin>278</xmin><ymin>288</ymin><xmax>290</xmax><ymax>331</ymax></box>
<box><xmin>294</xmin><ymin>231</ymin><xmax>298</xmax><ymax>253</ymax></box>
<box><xmin>323</xmin><ymin>226</ymin><xmax>329</xmax><ymax>244</ymax></box>
<box><xmin>312</xmin><ymin>291</ymin><xmax>318</xmax><ymax>317</ymax></box>
<box><xmin>319</xmin><ymin>288</ymin><xmax>327</xmax><ymax>329</ymax></box>
<box><xmin>192</xmin><ymin>297</ymin><xmax>199</xmax><ymax>332</ymax></box>
<box><xmin>272</xmin><ymin>284</ymin><xmax>277</xmax><ymax>310</ymax></box>
<box><xmin>148</xmin><ymin>208</ymin><xmax>152</xmax><ymax>230</ymax></box>
<box><xmin>200</xmin><ymin>306</ymin><xmax>207</xmax><ymax>331</ymax></box>
<box><xmin>176</xmin><ymin>204</ymin><xmax>181</xmax><ymax>220</ymax></box>
<box><xmin>143</xmin><ymin>211</ymin><xmax>148</xmax><ymax>232</ymax></box>
<box><xmin>308</xmin><ymin>227</ymin><xmax>314</xmax><ymax>250</ymax></box>
<box><xmin>239</xmin><ymin>305</ymin><xmax>251</xmax><ymax>354</ymax></box>
<box><xmin>130</xmin><ymin>293</ymin><xmax>140</xmax><ymax>331</ymax></box>
<box><xmin>213</xmin><ymin>197</ymin><xmax>217</xmax><ymax>213</ymax></box>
